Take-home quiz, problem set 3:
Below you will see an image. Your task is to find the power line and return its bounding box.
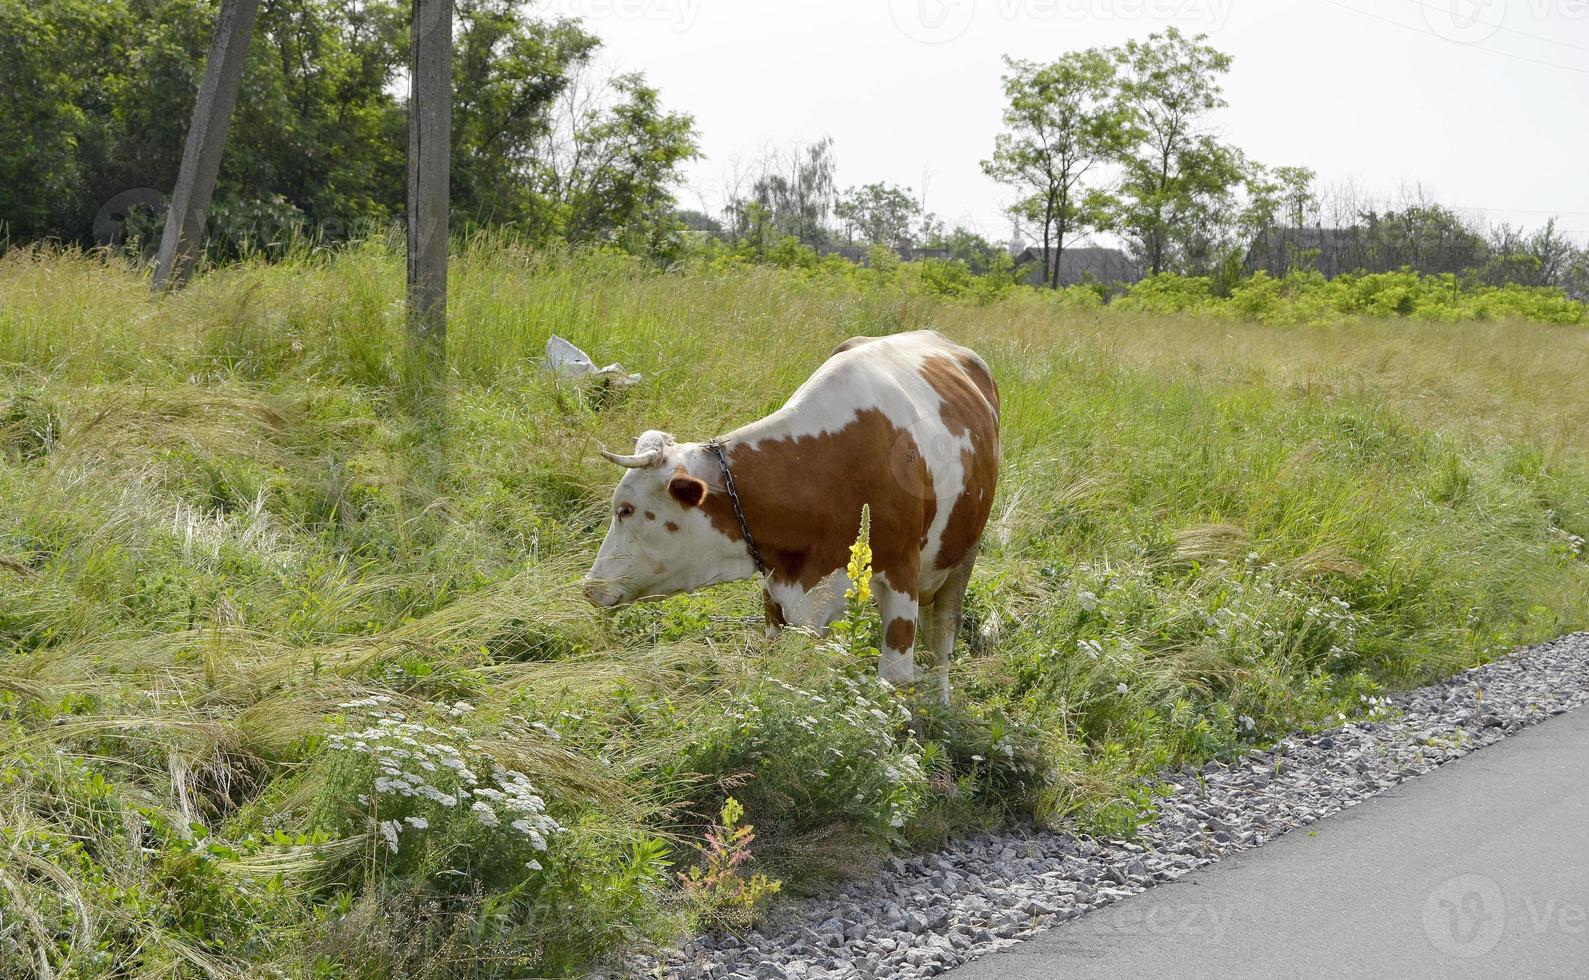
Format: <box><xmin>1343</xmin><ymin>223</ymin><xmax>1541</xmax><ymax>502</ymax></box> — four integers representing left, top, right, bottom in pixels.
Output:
<box><xmin>1447</xmin><ymin>205</ymin><xmax>1589</xmax><ymax>217</ymax></box>
<box><xmin>1393</xmin><ymin>0</ymin><xmax>1589</xmax><ymax>54</ymax></box>
<box><xmin>1318</xmin><ymin>0</ymin><xmax>1589</xmax><ymax>75</ymax></box>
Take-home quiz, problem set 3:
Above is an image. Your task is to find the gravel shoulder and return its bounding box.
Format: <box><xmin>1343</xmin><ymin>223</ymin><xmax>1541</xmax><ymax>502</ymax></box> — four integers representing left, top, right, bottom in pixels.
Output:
<box><xmin>943</xmin><ymin>685</ymin><xmax>1589</xmax><ymax>979</ymax></box>
<box><xmin>646</xmin><ymin>633</ymin><xmax>1589</xmax><ymax>980</ymax></box>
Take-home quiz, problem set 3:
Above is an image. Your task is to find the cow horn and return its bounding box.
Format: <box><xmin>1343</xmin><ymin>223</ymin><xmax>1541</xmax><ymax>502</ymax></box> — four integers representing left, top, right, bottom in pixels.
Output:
<box><xmin>599</xmin><ymin>447</ymin><xmax>662</xmax><ymax>468</ymax></box>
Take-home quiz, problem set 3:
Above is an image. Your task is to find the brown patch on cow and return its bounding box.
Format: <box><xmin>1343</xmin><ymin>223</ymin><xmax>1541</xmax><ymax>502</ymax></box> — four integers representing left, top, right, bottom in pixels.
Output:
<box><xmin>701</xmin><ymin>407</ymin><xmax>929</xmax><ymax>599</ymax></box>
<box><xmin>698</xmin><ymin>333</ymin><xmax>998</xmax><ymax>602</ymax></box>
<box><xmin>644</xmin><ymin>511</ymin><xmax>656</xmax><ymax>521</ymax></box>
<box><xmin>885</xmin><ymin>617</ymin><xmax>916</xmax><ymax>653</ymax></box>
<box><xmin>957</xmin><ymin>352</ymin><xmax>1000</xmax><ymax>417</ymax></box>
<box><xmin>920</xmin><ymin>353</ymin><xmax>1001</xmax><ymax>572</ymax></box>
<box><xmin>665</xmin><ymin>521</ymin><xmax>680</xmax><ymax>532</ymax></box>
<box><xmin>919</xmin><ymin>358</ymin><xmax>970</xmax><ymax>437</ymax></box>
<box><xmin>936</xmin><ymin>441</ymin><xmax>999</xmax><ymax>571</ymax></box>
<box><xmin>920</xmin><ymin>353</ymin><xmax>1000</xmax><ymax>436</ymax></box>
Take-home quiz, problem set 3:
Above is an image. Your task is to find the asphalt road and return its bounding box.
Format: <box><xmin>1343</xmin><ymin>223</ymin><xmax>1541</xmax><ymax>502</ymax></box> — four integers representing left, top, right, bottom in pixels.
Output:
<box><xmin>942</xmin><ymin>705</ymin><xmax>1589</xmax><ymax>980</ymax></box>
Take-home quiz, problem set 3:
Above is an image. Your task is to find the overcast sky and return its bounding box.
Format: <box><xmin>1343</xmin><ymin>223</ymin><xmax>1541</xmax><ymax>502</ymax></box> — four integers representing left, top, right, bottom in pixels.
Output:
<box><xmin>549</xmin><ymin>0</ymin><xmax>1589</xmax><ymax>245</ymax></box>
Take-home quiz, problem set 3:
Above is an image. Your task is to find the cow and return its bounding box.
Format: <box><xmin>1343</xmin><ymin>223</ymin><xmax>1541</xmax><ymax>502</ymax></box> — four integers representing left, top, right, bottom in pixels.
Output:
<box><xmin>582</xmin><ymin>330</ymin><xmax>1000</xmax><ymax>701</ymax></box>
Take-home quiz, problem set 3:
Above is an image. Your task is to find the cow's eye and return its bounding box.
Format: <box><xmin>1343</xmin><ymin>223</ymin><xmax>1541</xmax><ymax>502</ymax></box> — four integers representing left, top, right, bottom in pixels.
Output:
<box><xmin>616</xmin><ymin>503</ymin><xmax>635</xmax><ymax>520</ymax></box>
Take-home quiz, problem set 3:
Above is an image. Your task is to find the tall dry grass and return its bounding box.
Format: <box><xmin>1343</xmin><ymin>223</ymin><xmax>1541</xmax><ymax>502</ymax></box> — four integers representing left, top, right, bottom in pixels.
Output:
<box><xmin>1</xmin><ymin>239</ymin><xmax>1586</xmax><ymax>976</ymax></box>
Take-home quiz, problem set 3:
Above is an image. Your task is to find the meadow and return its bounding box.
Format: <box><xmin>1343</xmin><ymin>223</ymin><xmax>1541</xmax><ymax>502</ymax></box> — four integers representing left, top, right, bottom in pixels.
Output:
<box><xmin>2</xmin><ymin>237</ymin><xmax>1587</xmax><ymax>977</ymax></box>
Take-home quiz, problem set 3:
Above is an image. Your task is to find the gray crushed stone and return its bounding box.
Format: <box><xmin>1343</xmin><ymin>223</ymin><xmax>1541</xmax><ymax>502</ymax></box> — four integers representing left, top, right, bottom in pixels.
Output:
<box><xmin>636</xmin><ymin>633</ymin><xmax>1589</xmax><ymax>980</ymax></box>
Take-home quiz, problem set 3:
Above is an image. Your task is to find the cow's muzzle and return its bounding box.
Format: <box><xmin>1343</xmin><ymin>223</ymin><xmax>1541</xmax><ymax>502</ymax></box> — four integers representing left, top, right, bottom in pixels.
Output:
<box><xmin>582</xmin><ymin>577</ymin><xmax>624</xmax><ymax>608</ymax></box>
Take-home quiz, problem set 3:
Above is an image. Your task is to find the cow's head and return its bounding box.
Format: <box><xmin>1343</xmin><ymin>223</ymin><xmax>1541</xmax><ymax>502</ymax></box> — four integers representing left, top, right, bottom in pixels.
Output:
<box><xmin>582</xmin><ymin>431</ymin><xmax>757</xmax><ymax>607</ymax></box>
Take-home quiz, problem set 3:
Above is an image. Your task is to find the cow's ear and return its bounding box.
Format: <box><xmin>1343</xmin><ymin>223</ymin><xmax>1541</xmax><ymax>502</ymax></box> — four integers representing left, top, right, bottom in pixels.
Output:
<box><xmin>668</xmin><ymin>475</ymin><xmax>708</xmax><ymax>508</ymax></box>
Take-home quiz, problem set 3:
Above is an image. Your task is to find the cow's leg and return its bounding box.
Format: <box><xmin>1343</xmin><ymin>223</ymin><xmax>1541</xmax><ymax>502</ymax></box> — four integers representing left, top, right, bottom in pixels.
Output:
<box><xmin>872</xmin><ymin>571</ymin><xmax>919</xmax><ymax>688</ymax></box>
<box><xmin>921</xmin><ymin>557</ymin><xmax>975</xmax><ymax>704</ymax></box>
<box><xmin>761</xmin><ymin>586</ymin><xmax>787</xmax><ymax>641</ymax></box>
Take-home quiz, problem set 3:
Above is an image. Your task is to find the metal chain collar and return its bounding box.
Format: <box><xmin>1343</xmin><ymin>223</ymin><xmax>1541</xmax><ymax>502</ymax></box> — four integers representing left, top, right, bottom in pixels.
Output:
<box><xmin>706</xmin><ymin>441</ymin><xmax>768</xmax><ymax>577</ymax></box>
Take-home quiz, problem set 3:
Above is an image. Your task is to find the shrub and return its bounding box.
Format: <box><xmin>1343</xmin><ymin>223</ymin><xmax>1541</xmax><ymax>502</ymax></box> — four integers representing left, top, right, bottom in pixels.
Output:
<box><xmin>1114</xmin><ymin>273</ymin><xmax>1223</xmax><ymax>315</ymax></box>
<box><xmin>316</xmin><ymin>699</ymin><xmax>566</xmax><ymax>887</ymax></box>
<box><xmin>679</xmin><ymin>797</ymin><xmax>782</xmax><ymax>931</ymax></box>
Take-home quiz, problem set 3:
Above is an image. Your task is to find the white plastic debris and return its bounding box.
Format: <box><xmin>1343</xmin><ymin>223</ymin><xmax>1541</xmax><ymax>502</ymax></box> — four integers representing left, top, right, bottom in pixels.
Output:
<box><xmin>544</xmin><ymin>335</ymin><xmax>641</xmax><ymax>387</ymax></box>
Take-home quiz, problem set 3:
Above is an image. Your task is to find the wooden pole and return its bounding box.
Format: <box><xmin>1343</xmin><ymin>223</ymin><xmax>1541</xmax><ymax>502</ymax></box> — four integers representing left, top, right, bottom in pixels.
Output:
<box><xmin>153</xmin><ymin>0</ymin><xmax>260</xmax><ymax>291</ymax></box>
<box><xmin>407</xmin><ymin>0</ymin><xmax>452</xmax><ymax>368</ymax></box>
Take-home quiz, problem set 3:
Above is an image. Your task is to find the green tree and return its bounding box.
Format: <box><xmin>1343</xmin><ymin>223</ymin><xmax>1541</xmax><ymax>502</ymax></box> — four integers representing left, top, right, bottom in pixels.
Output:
<box><xmin>228</xmin><ymin>0</ymin><xmax>410</xmax><ymax>239</ymax></box>
<box><xmin>0</xmin><ymin>0</ymin><xmax>128</xmax><ymax>243</ymax></box>
<box><xmin>1</xmin><ymin>0</ymin><xmax>694</xmax><ymax>258</ymax></box>
<box><xmin>726</xmin><ymin>138</ymin><xmax>838</xmax><ymax>248</ymax></box>
<box><xmin>532</xmin><ymin>71</ymin><xmax>699</xmax><ymax>252</ymax></box>
<box><xmin>1171</xmin><ymin>142</ymin><xmax>1249</xmax><ymax>277</ymax></box>
<box><xmin>982</xmin><ymin>50</ymin><xmax>1127</xmax><ymax>289</ymax></box>
<box><xmin>929</xmin><ymin>225</ymin><xmax>1014</xmax><ymax>277</ymax></box>
<box><xmin>1105</xmin><ymin>28</ymin><xmax>1241</xmax><ymax>276</ymax></box>
<box><xmin>0</xmin><ymin>0</ymin><xmax>411</xmax><ymax>249</ymax></box>
<box><xmin>835</xmin><ymin>182</ymin><xmax>922</xmax><ymax>246</ymax></box>
<box><xmin>1275</xmin><ymin>165</ymin><xmax>1319</xmax><ymax>229</ymax></box>
<box><xmin>1239</xmin><ymin>163</ymin><xmax>1321</xmax><ymax>276</ymax></box>
<box><xmin>451</xmin><ymin>0</ymin><xmax>598</xmax><ymax>228</ymax></box>
<box><xmin>1564</xmin><ymin>244</ymin><xmax>1589</xmax><ymax>299</ymax></box>
<box><xmin>1488</xmin><ymin>218</ymin><xmax>1578</xmax><ymax>287</ymax></box>
<box><xmin>1360</xmin><ymin>203</ymin><xmax>1486</xmax><ymax>276</ymax></box>
<box><xmin>1243</xmin><ymin>164</ymin><xmax>1317</xmax><ymax>233</ymax></box>
<box><xmin>450</xmin><ymin>2</ymin><xmax>697</xmax><ymax>247</ymax></box>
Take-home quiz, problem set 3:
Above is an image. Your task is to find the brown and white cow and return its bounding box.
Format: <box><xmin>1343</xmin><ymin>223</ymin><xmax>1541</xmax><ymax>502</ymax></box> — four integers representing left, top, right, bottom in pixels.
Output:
<box><xmin>582</xmin><ymin>330</ymin><xmax>999</xmax><ymax>700</ymax></box>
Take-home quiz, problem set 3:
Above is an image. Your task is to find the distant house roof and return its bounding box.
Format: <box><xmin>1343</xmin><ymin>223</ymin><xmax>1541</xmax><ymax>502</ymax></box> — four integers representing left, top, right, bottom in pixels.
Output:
<box><xmin>1013</xmin><ymin>245</ymin><xmax>1141</xmax><ymax>286</ymax></box>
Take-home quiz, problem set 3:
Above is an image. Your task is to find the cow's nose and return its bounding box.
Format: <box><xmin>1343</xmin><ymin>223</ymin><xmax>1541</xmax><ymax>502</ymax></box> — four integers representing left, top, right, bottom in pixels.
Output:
<box><xmin>583</xmin><ymin>579</ymin><xmax>616</xmax><ymax>607</ymax></box>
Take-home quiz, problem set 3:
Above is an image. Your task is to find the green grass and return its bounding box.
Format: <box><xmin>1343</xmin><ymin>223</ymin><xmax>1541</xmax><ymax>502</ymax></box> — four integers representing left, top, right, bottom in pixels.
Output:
<box><xmin>2</xmin><ymin>237</ymin><xmax>1588</xmax><ymax>977</ymax></box>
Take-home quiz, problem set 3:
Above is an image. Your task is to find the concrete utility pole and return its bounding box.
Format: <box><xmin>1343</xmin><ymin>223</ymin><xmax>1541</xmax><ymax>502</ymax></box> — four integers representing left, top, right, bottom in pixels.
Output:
<box><xmin>407</xmin><ymin>0</ymin><xmax>452</xmax><ymax>367</ymax></box>
<box><xmin>153</xmin><ymin>0</ymin><xmax>260</xmax><ymax>291</ymax></box>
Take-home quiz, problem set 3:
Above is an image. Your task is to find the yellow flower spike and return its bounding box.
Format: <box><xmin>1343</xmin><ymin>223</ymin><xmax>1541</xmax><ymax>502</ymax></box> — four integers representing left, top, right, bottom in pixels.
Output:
<box><xmin>846</xmin><ymin>506</ymin><xmax>874</xmax><ymax>602</ymax></box>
